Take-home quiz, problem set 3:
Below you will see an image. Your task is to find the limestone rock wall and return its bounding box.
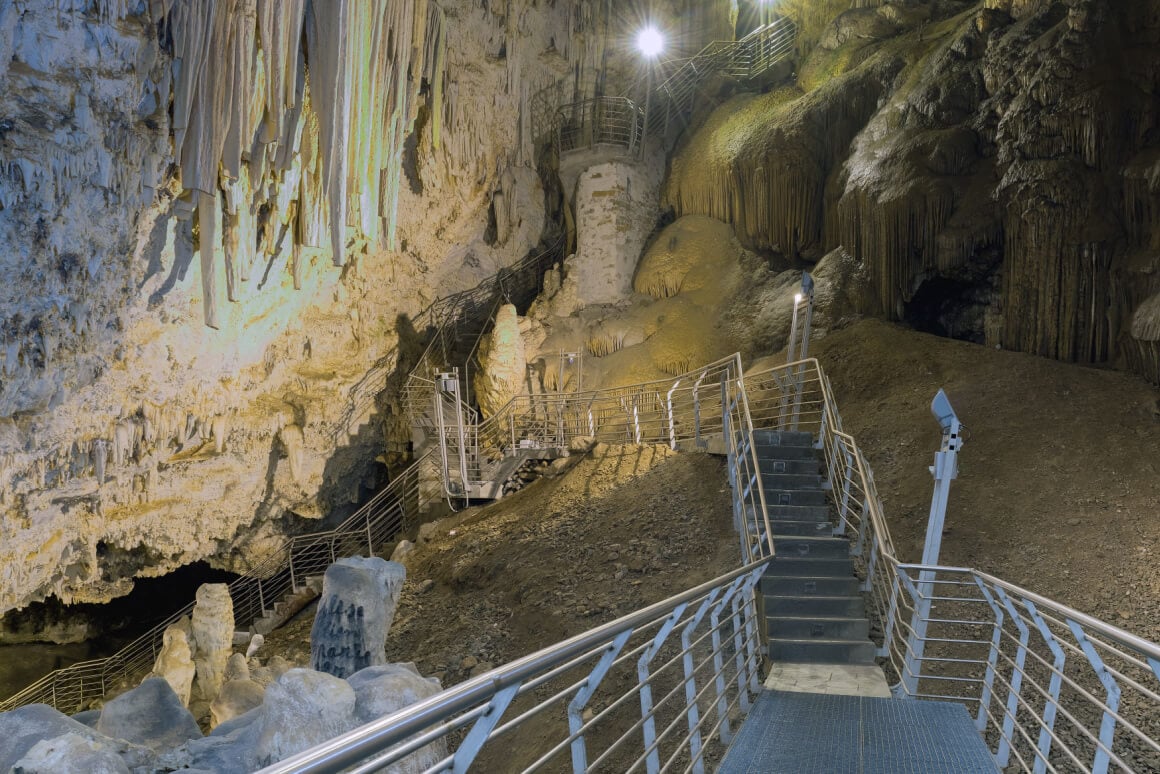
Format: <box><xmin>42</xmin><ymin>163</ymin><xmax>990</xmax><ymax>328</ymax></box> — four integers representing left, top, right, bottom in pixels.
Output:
<box><xmin>665</xmin><ymin>0</ymin><xmax>1160</xmax><ymax>379</ymax></box>
<box><xmin>0</xmin><ymin>0</ymin><xmax>626</xmax><ymax>621</ymax></box>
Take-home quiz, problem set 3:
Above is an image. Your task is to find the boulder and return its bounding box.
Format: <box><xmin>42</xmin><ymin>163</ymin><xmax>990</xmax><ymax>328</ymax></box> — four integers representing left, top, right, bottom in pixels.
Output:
<box><xmin>310</xmin><ymin>557</ymin><xmax>406</xmax><ymax>678</ymax></box>
<box><xmin>150</xmin><ymin>624</ymin><xmax>196</xmax><ymax>706</ymax></box>
<box><xmin>210</xmin><ymin>679</ymin><xmax>266</xmax><ymax>729</ymax></box>
<box><xmin>0</xmin><ymin>704</ymin><xmax>154</xmax><ymax>773</ymax></box>
<box><xmin>95</xmin><ymin>676</ymin><xmax>202</xmax><ymax>752</ymax></box>
<box><xmin>253</xmin><ymin>669</ymin><xmax>359</xmax><ymax>766</ymax></box>
<box><xmin>347</xmin><ymin>664</ymin><xmax>446</xmax><ymax>773</ymax></box>
<box><xmin>11</xmin><ymin>732</ymin><xmax>129</xmax><ymax>774</ymax></box>
<box><xmin>225</xmin><ymin>652</ymin><xmax>250</xmax><ymax>682</ymax></box>
<box><xmin>191</xmin><ymin>583</ymin><xmax>234</xmax><ymax>702</ymax></box>
<box><xmin>389</xmin><ymin>539</ymin><xmax>415</xmax><ymax>564</ymax></box>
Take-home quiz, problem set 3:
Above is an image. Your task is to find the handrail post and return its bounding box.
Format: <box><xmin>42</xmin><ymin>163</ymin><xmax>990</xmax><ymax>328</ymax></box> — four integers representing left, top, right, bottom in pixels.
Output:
<box><xmin>666</xmin><ymin>379</ymin><xmax>680</xmax><ymax>450</ymax></box>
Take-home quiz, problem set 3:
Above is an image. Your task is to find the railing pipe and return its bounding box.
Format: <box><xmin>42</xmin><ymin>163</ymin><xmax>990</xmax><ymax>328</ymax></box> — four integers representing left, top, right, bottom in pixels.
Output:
<box><xmin>257</xmin><ymin>559</ymin><xmax>768</xmax><ymax>774</ymax></box>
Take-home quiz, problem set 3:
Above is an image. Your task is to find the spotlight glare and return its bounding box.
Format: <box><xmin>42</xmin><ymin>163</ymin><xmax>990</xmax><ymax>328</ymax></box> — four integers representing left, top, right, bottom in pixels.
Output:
<box><xmin>636</xmin><ymin>26</ymin><xmax>665</xmax><ymax>58</ymax></box>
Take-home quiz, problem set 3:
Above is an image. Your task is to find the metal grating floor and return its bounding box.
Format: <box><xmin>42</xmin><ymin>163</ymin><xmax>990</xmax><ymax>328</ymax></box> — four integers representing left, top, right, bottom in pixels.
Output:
<box><xmin>718</xmin><ymin>690</ymin><xmax>999</xmax><ymax>773</ymax></box>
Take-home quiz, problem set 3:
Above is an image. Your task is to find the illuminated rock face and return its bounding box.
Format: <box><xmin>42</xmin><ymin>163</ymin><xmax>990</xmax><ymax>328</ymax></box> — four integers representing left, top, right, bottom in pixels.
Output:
<box><xmin>0</xmin><ymin>0</ymin><xmax>642</xmax><ymax>621</ymax></box>
<box><xmin>666</xmin><ymin>0</ymin><xmax>1160</xmax><ymax>376</ymax></box>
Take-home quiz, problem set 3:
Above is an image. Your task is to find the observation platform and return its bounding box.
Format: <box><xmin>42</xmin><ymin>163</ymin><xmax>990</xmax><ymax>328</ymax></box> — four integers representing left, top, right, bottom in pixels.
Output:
<box><xmin>719</xmin><ymin>690</ymin><xmax>999</xmax><ymax>773</ymax></box>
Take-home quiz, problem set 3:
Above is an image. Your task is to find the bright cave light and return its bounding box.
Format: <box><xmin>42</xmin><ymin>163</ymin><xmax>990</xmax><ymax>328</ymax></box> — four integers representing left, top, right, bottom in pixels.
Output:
<box><xmin>794</xmin><ymin>293</ymin><xmax>803</xmax><ymax>303</ymax></box>
<box><xmin>636</xmin><ymin>26</ymin><xmax>665</xmax><ymax>58</ymax></box>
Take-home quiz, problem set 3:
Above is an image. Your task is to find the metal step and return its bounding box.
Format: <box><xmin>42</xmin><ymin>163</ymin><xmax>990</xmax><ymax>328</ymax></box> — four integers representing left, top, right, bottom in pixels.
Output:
<box><xmin>751</xmin><ymin>519</ymin><xmax>833</xmax><ymax>537</ymax></box>
<box><xmin>766</xmin><ymin>504</ymin><xmax>831</xmax><ymax>521</ymax></box>
<box><xmin>761</xmin><ymin>473</ymin><xmax>824</xmax><ymax>491</ymax></box>
<box><xmin>768</xmin><ymin>638</ymin><xmax>876</xmax><ymax>665</ymax></box>
<box><xmin>754</xmin><ymin>442</ymin><xmax>817</xmax><ymax>460</ymax></box>
<box><xmin>765</xmin><ymin>595</ymin><xmax>865</xmax><ymax>618</ymax></box>
<box><xmin>752</xmin><ymin>430</ymin><xmax>814</xmax><ymax>447</ymax></box>
<box><xmin>772</xmin><ymin>536</ymin><xmax>849</xmax><ymax>559</ymax></box>
<box><xmin>757</xmin><ymin>458</ymin><xmax>820</xmax><ymax>475</ymax></box>
<box><xmin>763</xmin><ymin>488</ymin><xmax>826</xmax><ymax>507</ymax></box>
<box><xmin>760</xmin><ymin>575</ymin><xmax>861</xmax><ymax>597</ymax></box>
<box><xmin>767</xmin><ymin>616</ymin><xmax>870</xmax><ymax>640</ymax></box>
<box><xmin>767</xmin><ymin>555</ymin><xmax>854</xmax><ymax>577</ymax></box>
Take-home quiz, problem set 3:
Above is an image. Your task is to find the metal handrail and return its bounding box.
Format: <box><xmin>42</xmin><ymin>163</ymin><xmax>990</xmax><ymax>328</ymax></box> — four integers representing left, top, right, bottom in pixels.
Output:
<box><xmin>257</xmin><ymin>559</ymin><xmax>770</xmax><ymax>774</ymax></box>
<box><xmin>0</xmin><ymin>450</ymin><xmax>434</xmax><ymax>714</ymax></box>
<box><xmin>532</xmin><ymin>17</ymin><xmax>797</xmax><ymax>154</ymax></box>
<box><xmin>749</xmin><ymin>358</ymin><xmax>1160</xmax><ymax>773</ymax></box>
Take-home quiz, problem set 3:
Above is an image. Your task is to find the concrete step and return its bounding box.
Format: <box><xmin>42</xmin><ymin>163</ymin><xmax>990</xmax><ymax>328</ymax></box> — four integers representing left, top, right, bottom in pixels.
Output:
<box><xmin>772</xmin><ymin>536</ymin><xmax>849</xmax><ymax>559</ymax></box>
<box><xmin>763</xmin><ymin>488</ymin><xmax>826</xmax><ymax>507</ymax></box>
<box><xmin>757</xmin><ymin>458</ymin><xmax>820</xmax><ymax>475</ymax></box>
<box><xmin>761</xmin><ymin>473</ymin><xmax>824</xmax><ymax>491</ymax></box>
<box><xmin>768</xmin><ymin>638</ymin><xmax>876</xmax><ymax>665</ymax></box>
<box><xmin>753</xmin><ymin>429</ymin><xmax>814</xmax><ymax>447</ymax></box>
<box><xmin>760</xmin><ymin>575</ymin><xmax>861</xmax><ymax>597</ymax></box>
<box><xmin>765</xmin><ymin>594</ymin><xmax>865</xmax><ymax>618</ymax></box>
<box><xmin>767</xmin><ymin>616</ymin><xmax>870</xmax><ymax>640</ymax></box>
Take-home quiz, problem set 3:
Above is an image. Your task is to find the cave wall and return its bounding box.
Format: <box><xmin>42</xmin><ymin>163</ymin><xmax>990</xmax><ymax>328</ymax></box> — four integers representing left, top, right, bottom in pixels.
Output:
<box><xmin>665</xmin><ymin>0</ymin><xmax>1160</xmax><ymax>378</ymax></box>
<box><xmin>0</xmin><ymin>0</ymin><xmax>655</xmax><ymax>619</ymax></box>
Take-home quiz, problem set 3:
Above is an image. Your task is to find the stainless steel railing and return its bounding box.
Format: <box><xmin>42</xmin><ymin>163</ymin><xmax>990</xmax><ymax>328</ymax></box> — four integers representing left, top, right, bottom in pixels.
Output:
<box><xmin>0</xmin><ymin>452</ymin><xmax>433</xmax><ymax>714</ymax></box>
<box><xmin>764</xmin><ymin>358</ymin><xmax>1160</xmax><ymax>773</ymax></box>
<box><xmin>256</xmin><ymin>559</ymin><xmax>770</xmax><ymax>774</ymax></box>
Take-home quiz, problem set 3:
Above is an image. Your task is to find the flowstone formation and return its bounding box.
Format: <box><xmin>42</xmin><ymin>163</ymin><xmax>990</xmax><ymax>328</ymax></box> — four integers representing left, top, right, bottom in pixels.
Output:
<box><xmin>665</xmin><ymin>0</ymin><xmax>1160</xmax><ymax>380</ymax></box>
<box><xmin>0</xmin><ymin>0</ymin><xmax>644</xmax><ymax>625</ymax></box>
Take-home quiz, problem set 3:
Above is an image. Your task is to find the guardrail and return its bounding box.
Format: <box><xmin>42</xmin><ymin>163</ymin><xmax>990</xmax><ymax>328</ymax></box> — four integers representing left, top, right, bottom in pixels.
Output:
<box><xmin>757</xmin><ymin>358</ymin><xmax>1160</xmax><ymax>773</ymax></box>
<box><xmin>420</xmin><ymin>353</ymin><xmax>785</xmax><ymax>558</ymax></box>
<box><xmin>0</xmin><ymin>452</ymin><xmax>434</xmax><ymax>715</ymax></box>
<box><xmin>531</xmin><ymin>18</ymin><xmax>797</xmax><ymax>156</ymax></box>
<box><xmin>256</xmin><ymin>559</ymin><xmax>770</xmax><ymax>774</ymax></box>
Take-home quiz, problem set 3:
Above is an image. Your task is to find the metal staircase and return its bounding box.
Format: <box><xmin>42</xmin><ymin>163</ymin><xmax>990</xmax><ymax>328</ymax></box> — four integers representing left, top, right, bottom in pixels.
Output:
<box><xmin>532</xmin><ymin>17</ymin><xmax>798</xmax><ymax>158</ymax></box>
<box><xmin>755</xmin><ymin>428</ymin><xmax>878</xmax><ymax>666</ymax></box>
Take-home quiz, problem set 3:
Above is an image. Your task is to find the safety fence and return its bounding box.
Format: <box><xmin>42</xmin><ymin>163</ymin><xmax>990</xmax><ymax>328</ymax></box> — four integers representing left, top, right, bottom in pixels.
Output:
<box><xmin>0</xmin><ymin>453</ymin><xmax>434</xmax><ymax>715</ymax></box>
<box><xmin>257</xmin><ymin>560</ymin><xmax>770</xmax><ymax>774</ymax></box>
<box><xmin>339</xmin><ymin>234</ymin><xmax>564</xmax><ymax>441</ymax></box>
<box><xmin>531</xmin><ymin>17</ymin><xmax>797</xmax><ymax>158</ymax></box>
<box><xmin>779</xmin><ymin>359</ymin><xmax>1160</xmax><ymax>773</ymax></box>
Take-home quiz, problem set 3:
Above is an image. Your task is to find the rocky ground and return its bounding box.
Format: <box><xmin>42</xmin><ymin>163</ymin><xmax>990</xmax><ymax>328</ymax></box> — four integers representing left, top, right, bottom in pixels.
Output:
<box><xmin>812</xmin><ymin>318</ymin><xmax>1160</xmax><ymax>643</ymax></box>
<box><xmin>260</xmin><ymin>316</ymin><xmax>1160</xmax><ymax>685</ymax></box>
<box><xmin>263</xmin><ymin>443</ymin><xmax>740</xmax><ymax>685</ymax></box>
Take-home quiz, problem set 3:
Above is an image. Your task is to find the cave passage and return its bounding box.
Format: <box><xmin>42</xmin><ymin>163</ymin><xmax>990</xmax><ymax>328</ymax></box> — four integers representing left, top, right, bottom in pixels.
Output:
<box><xmin>903</xmin><ymin>276</ymin><xmax>989</xmax><ymax>345</ymax></box>
<box><xmin>0</xmin><ymin>562</ymin><xmax>239</xmax><ymax>697</ymax></box>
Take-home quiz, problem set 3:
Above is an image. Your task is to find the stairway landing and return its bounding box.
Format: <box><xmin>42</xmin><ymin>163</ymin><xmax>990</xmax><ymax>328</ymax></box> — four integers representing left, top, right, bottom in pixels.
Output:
<box><xmin>719</xmin><ymin>691</ymin><xmax>999</xmax><ymax>773</ymax></box>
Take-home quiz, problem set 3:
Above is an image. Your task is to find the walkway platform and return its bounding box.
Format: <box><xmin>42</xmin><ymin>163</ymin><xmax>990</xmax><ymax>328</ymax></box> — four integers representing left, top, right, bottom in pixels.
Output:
<box><xmin>719</xmin><ymin>690</ymin><xmax>999</xmax><ymax>773</ymax></box>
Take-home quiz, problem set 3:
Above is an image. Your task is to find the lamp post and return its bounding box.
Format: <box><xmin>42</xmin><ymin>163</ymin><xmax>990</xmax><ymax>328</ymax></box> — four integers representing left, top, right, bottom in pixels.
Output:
<box><xmin>635</xmin><ymin>26</ymin><xmax>665</xmax><ymax>157</ymax></box>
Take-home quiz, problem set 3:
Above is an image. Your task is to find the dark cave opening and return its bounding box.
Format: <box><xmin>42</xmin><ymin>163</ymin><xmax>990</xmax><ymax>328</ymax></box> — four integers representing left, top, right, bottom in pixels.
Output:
<box><xmin>0</xmin><ymin>562</ymin><xmax>239</xmax><ymax>697</ymax></box>
<box><xmin>903</xmin><ymin>276</ymin><xmax>990</xmax><ymax>345</ymax></box>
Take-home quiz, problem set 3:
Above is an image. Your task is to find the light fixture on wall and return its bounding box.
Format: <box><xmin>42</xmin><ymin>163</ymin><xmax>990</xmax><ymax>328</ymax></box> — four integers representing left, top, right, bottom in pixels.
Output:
<box><xmin>635</xmin><ymin>25</ymin><xmax>666</xmax><ymax>156</ymax></box>
<box><xmin>635</xmin><ymin>26</ymin><xmax>665</xmax><ymax>59</ymax></box>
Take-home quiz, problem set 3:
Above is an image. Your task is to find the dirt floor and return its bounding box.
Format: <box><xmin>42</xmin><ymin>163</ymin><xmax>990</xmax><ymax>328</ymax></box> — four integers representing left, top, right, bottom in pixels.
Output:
<box><xmin>266</xmin><ymin>317</ymin><xmax>1160</xmax><ymax>670</ymax></box>
<box><xmin>263</xmin><ymin>443</ymin><xmax>741</xmax><ymax>686</ymax></box>
<box><xmin>812</xmin><ymin>319</ymin><xmax>1160</xmax><ymax>644</ymax></box>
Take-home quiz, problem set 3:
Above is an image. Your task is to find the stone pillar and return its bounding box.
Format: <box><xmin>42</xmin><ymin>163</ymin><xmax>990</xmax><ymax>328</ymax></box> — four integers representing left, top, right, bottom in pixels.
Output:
<box><xmin>568</xmin><ymin>159</ymin><xmax>662</xmax><ymax>305</ymax></box>
<box><xmin>191</xmin><ymin>583</ymin><xmax>234</xmax><ymax>702</ymax></box>
<box><xmin>474</xmin><ymin>303</ymin><xmax>527</xmax><ymax>418</ymax></box>
<box><xmin>310</xmin><ymin>557</ymin><xmax>406</xmax><ymax>679</ymax></box>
